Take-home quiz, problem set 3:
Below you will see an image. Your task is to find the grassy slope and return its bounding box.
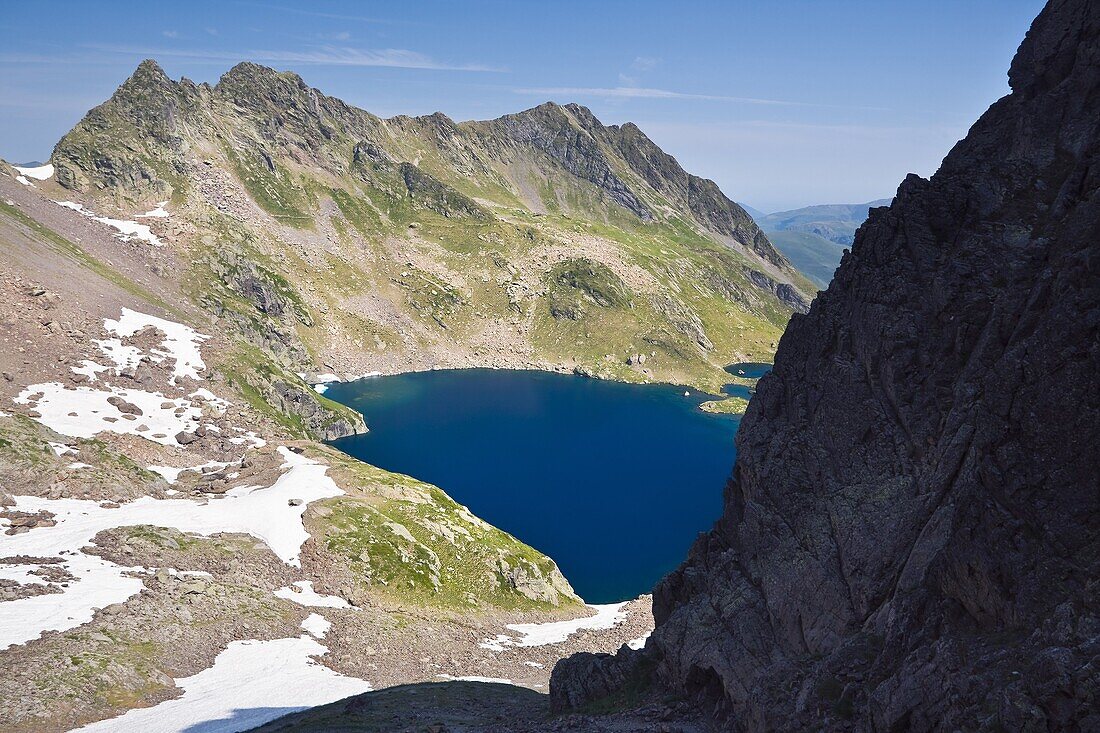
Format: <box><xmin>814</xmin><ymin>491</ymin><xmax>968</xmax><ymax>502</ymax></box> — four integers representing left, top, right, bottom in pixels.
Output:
<box><xmin>765</xmin><ymin>229</ymin><xmax>847</xmax><ymax>289</ymax></box>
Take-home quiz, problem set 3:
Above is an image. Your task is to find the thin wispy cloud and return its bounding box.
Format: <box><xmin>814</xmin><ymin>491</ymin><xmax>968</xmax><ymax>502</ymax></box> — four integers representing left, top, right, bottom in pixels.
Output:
<box><xmin>233</xmin><ymin>2</ymin><xmax>393</xmax><ymax>24</ymax></box>
<box><xmin>162</xmin><ymin>30</ymin><xmax>179</xmax><ymax>39</ymax></box>
<box><xmin>516</xmin><ymin>86</ymin><xmax>811</xmax><ymax>106</ymax></box>
<box><xmin>84</xmin><ymin>44</ymin><xmax>503</xmax><ymax>72</ymax></box>
<box><xmin>514</xmin><ymin>86</ymin><xmax>887</xmax><ymax>111</ymax></box>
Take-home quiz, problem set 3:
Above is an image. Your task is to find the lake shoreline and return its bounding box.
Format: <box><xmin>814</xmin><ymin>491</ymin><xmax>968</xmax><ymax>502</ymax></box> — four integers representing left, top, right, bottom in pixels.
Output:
<box><xmin>323</xmin><ymin>368</ymin><xmax>754</xmax><ymax>603</ymax></box>
<box><xmin>306</xmin><ymin>358</ymin><xmax>768</xmax><ymax>409</ymax></box>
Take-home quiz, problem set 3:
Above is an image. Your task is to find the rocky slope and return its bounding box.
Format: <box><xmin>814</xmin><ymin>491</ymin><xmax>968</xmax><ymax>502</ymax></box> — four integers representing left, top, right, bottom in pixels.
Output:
<box><xmin>45</xmin><ymin>59</ymin><xmax>811</xmax><ymax>397</ymax></box>
<box><xmin>553</xmin><ymin>0</ymin><xmax>1100</xmax><ymax>729</ymax></box>
<box><xmin>0</xmin><ymin>87</ymin><xmax>698</xmax><ymax>731</ymax></box>
<box><xmin>0</xmin><ymin>40</ymin><xmax>808</xmax><ymax>730</ymax></box>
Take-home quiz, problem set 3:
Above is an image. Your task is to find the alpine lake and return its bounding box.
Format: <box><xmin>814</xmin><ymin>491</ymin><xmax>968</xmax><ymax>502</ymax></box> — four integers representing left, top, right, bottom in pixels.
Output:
<box><xmin>325</xmin><ymin>364</ymin><xmax>770</xmax><ymax>603</ymax></box>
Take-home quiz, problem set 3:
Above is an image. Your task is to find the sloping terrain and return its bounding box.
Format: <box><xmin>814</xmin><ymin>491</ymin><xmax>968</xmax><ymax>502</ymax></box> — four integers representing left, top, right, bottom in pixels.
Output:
<box><xmin>552</xmin><ymin>0</ymin><xmax>1100</xmax><ymax>730</ymax></box>
<box><xmin>761</xmin><ymin>229</ymin><xmax>847</xmax><ymax>289</ymax></box>
<box><xmin>47</xmin><ymin>60</ymin><xmax>813</xmax><ymax>395</ymax></box>
<box><xmin>0</xmin><ymin>55</ymin><xmax>809</xmax><ymax>732</ymax></box>
<box><xmin>757</xmin><ymin>199</ymin><xmax>891</xmax><ymax>245</ymax></box>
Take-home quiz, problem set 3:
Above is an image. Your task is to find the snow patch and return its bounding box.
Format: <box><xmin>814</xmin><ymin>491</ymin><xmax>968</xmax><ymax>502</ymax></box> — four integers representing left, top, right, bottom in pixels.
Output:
<box><xmin>627</xmin><ymin>631</ymin><xmax>650</xmax><ymax>650</ymax></box>
<box><xmin>0</xmin><ymin>445</ymin><xmax>344</xmax><ymax>649</ymax></box>
<box><xmin>138</xmin><ymin>201</ymin><xmax>169</xmax><ymax>218</ymax></box>
<box><xmin>15</xmin><ymin>382</ymin><xmax>202</xmax><ymax>446</ymax></box>
<box><xmin>300</xmin><ymin>613</ymin><xmax>331</xmax><ymax>639</ymax></box>
<box><xmin>14</xmin><ymin>163</ymin><xmax>53</xmax><ymax>180</ymax></box>
<box><xmin>92</xmin><ymin>338</ymin><xmax>143</xmax><ymax>373</ymax></box>
<box><xmin>275</xmin><ymin>580</ymin><xmax>351</xmax><ymax>609</ymax></box>
<box><xmin>437</xmin><ymin>674</ymin><xmax>513</xmax><ymax>684</ymax></box>
<box><xmin>147</xmin><ymin>460</ymin><xmax>231</xmax><ymax>485</ymax></box>
<box><xmin>48</xmin><ymin>441</ymin><xmax>76</xmax><ymax>457</ymax></box>
<box><xmin>105</xmin><ymin>308</ymin><xmax>209</xmax><ymax>384</ymax></box>
<box><xmin>229</xmin><ymin>430</ymin><xmax>266</xmax><ymax>448</ymax></box>
<box><xmin>72</xmin><ymin>360</ymin><xmax>109</xmax><ymax>382</ymax></box>
<box><xmin>15</xmin><ymin>175</ymin><xmax>32</xmax><ymax>187</ymax></box>
<box><xmin>54</xmin><ymin>200</ymin><xmax>164</xmax><ymax>247</ymax></box>
<box><xmin>479</xmin><ymin>603</ymin><xmax>628</xmax><ymax>650</ymax></box>
<box><xmin>73</xmin><ymin>635</ymin><xmax>370</xmax><ymax>733</ymax></box>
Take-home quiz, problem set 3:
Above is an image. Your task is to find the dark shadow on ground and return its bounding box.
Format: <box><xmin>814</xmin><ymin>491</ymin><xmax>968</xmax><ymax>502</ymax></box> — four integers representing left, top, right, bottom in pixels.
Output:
<box><xmin>180</xmin><ymin>706</ymin><xmax>313</xmax><ymax>732</ymax></box>
<box><xmin>245</xmin><ymin>681</ymin><xmax>549</xmax><ymax>733</ymax></box>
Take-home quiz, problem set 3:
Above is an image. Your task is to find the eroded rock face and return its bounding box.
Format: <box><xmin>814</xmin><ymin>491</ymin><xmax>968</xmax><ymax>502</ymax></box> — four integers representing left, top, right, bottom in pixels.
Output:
<box><xmin>555</xmin><ymin>1</ymin><xmax>1100</xmax><ymax>729</ymax></box>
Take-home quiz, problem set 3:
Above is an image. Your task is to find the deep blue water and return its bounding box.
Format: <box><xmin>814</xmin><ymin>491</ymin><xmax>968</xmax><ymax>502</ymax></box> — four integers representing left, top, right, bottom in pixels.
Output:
<box><xmin>723</xmin><ymin>362</ymin><xmax>771</xmax><ymax>399</ymax></box>
<box><xmin>325</xmin><ymin>368</ymin><xmax>760</xmax><ymax>603</ymax></box>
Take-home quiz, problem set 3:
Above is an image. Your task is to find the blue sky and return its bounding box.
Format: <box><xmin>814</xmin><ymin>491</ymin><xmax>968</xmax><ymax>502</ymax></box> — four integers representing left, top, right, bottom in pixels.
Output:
<box><xmin>1</xmin><ymin>0</ymin><xmax>1045</xmax><ymax>212</ymax></box>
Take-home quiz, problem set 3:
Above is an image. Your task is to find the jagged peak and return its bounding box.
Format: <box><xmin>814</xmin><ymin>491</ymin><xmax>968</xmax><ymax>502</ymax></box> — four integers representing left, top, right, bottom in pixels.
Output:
<box><xmin>1009</xmin><ymin>0</ymin><xmax>1097</xmax><ymax>97</ymax></box>
<box><xmin>133</xmin><ymin>58</ymin><xmax>168</xmax><ymax>79</ymax></box>
<box><xmin>414</xmin><ymin>110</ymin><xmax>459</xmax><ymax>130</ymax></box>
<box><xmin>215</xmin><ymin>61</ymin><xmax>307</xmax><ymax>95</ymax></box>
<box><xmin>115</xmin><ymin>58</ymin><xmax>176</xmax><ymax>96</ymax></box>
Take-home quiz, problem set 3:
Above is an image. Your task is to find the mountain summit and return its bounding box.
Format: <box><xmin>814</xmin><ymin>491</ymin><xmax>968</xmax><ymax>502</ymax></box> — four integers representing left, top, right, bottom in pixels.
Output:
<box><xmin>47</xmin><ymin>58</ymin><xmax>812</xmax><ymax>395</ymax></box>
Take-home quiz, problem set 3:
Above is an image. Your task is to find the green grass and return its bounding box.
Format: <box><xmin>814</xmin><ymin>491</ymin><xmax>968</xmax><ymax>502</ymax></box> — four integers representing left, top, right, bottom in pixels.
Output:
<box><xmin>219</xmin><ymin>341</ymin><xmax>361</xmax><ymax>440</ymax></box>
<box><xmin>314</xmin><ymin>449</ymin><xmax>581</xmax><ymax>611</ymax></box>
<box><xmin>226</xmin><ymin>145</ymin><xmax>314</xmax><ymax>226</ymax></box>
<box><xmin>765</xmin><ymin>229</ymin><xmax>846</xmax><ymax>289</ymax></box>
<box><xmin>699</xmin><ymin>395</ymin><xmax>749</xmax><ymax>414</ymax></box>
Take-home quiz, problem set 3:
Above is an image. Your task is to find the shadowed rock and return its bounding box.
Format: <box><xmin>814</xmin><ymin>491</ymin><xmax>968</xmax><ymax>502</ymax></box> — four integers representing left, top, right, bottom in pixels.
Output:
<box><xmin>554</xmin><ymin>0</ymin><xmax>1100</xmax><ymax>729</ymax></box>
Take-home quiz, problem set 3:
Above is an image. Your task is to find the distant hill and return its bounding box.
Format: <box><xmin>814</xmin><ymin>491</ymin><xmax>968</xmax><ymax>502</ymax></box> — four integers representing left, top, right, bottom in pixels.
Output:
<box><xmin>759</xmin><ymin>199</ymin><xmax>891</xmax><ymax>245</ymax></box>
<box><xmin>744</xmin><ymin>198</ymin><xmax>889</xmax><ymax>289</ymax></box>
<box><xmin>764</xmin><ymin>230</ymin><xmax>847</xmax><ymax>289</ymax></box>
<box><xmin>736</xmin><ymin>202</ymin><xmax>767</xmax><ymax>221</ymax></box>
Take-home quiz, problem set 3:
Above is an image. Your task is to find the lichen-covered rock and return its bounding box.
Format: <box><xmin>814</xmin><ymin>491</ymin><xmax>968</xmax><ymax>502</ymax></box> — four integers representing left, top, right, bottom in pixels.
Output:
<box><xmin>270</xmin><ymin>380</ymin><xmax>366</xmax><ymax>441</ymax></box>
<box><xmin>557</xmin><ymin>1</ymin><xmax>1100</xmax><ymax>729</ymax></box>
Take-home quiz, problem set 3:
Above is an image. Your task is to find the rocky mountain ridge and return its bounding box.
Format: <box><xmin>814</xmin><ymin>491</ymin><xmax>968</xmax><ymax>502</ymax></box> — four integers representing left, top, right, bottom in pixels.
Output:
<box><xmin>551</xmin><ymin>0</ymin><xmax>1100</xmax><ymax>729</ymax></box>
<box><xmin>45</xmin><ymin>57</ymin><xmax>812</xmax><ymax>401</ymax></box>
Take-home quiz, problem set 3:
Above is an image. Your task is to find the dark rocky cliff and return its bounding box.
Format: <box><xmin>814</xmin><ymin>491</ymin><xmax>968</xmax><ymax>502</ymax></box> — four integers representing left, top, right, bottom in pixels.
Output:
<box><xmin>554</xmin><ymin>0</ymin><xmax>1100</xmax><ymax>729</ymax></box>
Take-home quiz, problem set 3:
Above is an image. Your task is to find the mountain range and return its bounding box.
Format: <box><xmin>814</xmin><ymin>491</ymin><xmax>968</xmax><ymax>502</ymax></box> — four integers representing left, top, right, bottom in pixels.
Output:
<box><xmin>738</xmin><ymin>199</ymin><xmax>892</xmax><ymax>288</ymax></box>
<box><xmin>0</xmin><ymin>57</ymin><xmax>812</xmax><ymax>732</ymax></box>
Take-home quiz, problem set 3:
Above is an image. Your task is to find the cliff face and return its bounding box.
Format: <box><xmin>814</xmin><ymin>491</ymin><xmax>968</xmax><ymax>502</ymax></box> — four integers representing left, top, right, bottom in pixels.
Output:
<box><xmin>556</xmin><ymin>0</ymin><xmax>1100</xmax><ymax>729</ymax></box>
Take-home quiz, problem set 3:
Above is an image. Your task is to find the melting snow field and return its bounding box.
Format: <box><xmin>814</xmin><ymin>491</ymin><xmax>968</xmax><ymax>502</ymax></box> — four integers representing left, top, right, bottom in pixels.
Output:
<box><xmin>0</xmin><ymin>447</ymin><xmax>344</xmax><ymax>650</ymax></box>
<box><xmin>106</xmin><ymin>308</ymin><xmax>209</xmax><ymax>384</ymax></box>
<box><xmin>16</xmin><ymin>308</ymin><xmax>217</xmax><ymax>446</ymax></box>
<box><xmin>73</xmin><ymin>635</ymin><xmax>371</xmax><ymax>733</ymax></box>
<box><xmin>15</xmin><ymin>383</ymin><xmax>205</xmax><ymax>446</ymax></box>
<box><xmin>14</xmin><ymin>163</ymin><xmax>54</xmax><ymax>180</ymax></box>
<box><xmin>480</xmin><ymin>602</ymin><xmax>629</xmax><ymax>651</ymax></box>
<box><xmin>2</xmin><ymin>307</ymin><xmax>376</xmax><ymax>730</ymax></box>
<box><xmin>55</xmin><ymin>200</ymin><xmax>164</xmax><ymax>247</ymax></box>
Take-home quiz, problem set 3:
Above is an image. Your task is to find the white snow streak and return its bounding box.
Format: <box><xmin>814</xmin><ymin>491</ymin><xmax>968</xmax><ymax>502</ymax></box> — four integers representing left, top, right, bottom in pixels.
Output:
<box><xmin>55</xmin><ymin>200</ymin><xmax>164</xmax><ymax>247</ymax></box>
<box><xmin>14</xmin><ymin>163</ymin><xmax>54</xmax><ymax>180</ymax></box>
<box><xmin>479</xmin><ymin>602</ymin><xmax>629</xmax><ymax>651</ymax></box>
<box><xmin>275</xmin><ymin>580</ymin><xmax>351</xmax><ymax>609</ymax></box>
<box><xmin>73</xmin><ymin>635</ymin><xmax>370</xmax><ymax>733</ymax></box>
<box><xmin>437</xmin><ymin>674</ymin><xmax>513</xmax><ymax>684</ymax></box>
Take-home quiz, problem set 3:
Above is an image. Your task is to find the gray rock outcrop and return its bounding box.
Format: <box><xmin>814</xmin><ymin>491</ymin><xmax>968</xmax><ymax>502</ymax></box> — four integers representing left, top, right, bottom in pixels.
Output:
<box><xmin>553</xmin><ymin>1</ymin><xmax>1100</xmax><ymax>729</ymax></box>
